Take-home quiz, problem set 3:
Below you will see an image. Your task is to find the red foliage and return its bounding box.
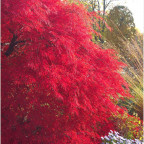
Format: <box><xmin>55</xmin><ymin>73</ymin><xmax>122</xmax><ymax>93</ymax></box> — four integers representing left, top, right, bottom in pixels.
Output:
<box><xmin>1</xmin><ymin>0</ymin><xmax>130</xmax><ymax>143</ymax></box>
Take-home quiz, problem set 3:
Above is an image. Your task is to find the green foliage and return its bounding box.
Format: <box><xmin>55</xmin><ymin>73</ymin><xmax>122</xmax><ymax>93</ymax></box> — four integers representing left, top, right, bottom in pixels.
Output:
<box><xmin>112</xmin><ymin>111</ymin><xmax>143</xmax><ymax>140</ymax></box>
<box><xmin>119</xmin><ymin>36</ymin><xmax>143</xmax><ymax>120</ymax></box>
<box><xmin>102</xmin><ymin>32</ymin><xmax>143</xmax><ymax>142</ymax></box>
<box><xmin>103</xmin><ymin>32</ymin><xmax>143</xmax><ymax>120</ymax></box>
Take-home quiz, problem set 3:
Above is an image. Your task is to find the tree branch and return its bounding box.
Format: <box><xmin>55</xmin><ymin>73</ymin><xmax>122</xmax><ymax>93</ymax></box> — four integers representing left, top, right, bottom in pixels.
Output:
<box><xmin>5</xmin><ymin>35</ymin><xmax>25</xmax><ymax>57</ymax></box>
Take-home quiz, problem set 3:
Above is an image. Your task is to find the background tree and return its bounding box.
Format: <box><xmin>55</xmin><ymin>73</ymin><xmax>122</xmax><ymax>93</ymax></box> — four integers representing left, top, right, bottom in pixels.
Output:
<box><xmin>104</xmin><ymin>6</ymin><xmax>136</xmax><ymax>55</ymax></box>
<box><xmin>78</xmin><ymin>0</ymin><xmax>119</xmax><ymax>43</ymax></box>
<box><xmin>68</xmin><ymin>0</ymin><xmax>118</xmax><ymax>43</ymax></box>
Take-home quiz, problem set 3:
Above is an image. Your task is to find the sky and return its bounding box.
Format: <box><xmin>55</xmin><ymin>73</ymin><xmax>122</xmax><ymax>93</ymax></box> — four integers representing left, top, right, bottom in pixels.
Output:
<box><xmin>112</xmin><ymin>0</ymin><xmax>144</xmax><ymax>33</ymax></box>
<box><xmin>124</xmin><ymin>0</ymin><xmax>144</xmax><ymax>33</ymax></box>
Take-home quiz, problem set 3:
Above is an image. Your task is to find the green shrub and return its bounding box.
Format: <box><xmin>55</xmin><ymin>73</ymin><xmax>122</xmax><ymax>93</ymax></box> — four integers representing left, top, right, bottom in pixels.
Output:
<box><xmin>112</xmin><ymin>111</ymin><xmax>143</xmax><ymax>140</ymax></box>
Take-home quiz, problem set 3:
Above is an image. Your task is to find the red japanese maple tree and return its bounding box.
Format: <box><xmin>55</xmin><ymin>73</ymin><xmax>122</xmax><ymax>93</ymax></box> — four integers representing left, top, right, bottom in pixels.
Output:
<box><xmin>1</xmin><ymin>0</ymin><xmax>130</xmax><ymax>143</ymax></box>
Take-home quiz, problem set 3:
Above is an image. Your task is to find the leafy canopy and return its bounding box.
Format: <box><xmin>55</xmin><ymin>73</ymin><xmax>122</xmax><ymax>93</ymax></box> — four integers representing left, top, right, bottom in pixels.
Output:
<box><xmin>104</xmin><ymin>5</ymin><xmax>136</xmax><ymax>50</ymax></box>
<box><xmin>2</xmin><ymin>0</ymin><xmax>130</xmax><ymax>143</ymax></box>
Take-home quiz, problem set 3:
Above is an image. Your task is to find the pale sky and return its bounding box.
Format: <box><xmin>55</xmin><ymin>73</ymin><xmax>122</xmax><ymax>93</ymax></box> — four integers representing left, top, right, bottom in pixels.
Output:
<box><xmin>124</xmin><ymin>0</ymin><xmax>144</xmax><ymax>33</ymax></box>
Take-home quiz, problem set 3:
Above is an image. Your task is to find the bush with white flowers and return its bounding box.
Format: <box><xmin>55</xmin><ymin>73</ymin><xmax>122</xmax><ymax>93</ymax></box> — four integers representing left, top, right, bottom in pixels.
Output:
<box><xmin>101</xmin><ymin>130</ymin><xmax>142</xmax><ymax>144</ymax></box>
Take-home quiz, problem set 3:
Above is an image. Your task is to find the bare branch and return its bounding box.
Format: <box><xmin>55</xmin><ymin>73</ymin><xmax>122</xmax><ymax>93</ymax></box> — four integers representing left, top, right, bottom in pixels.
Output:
<box><xmin>5</xmin><ymin>35</ymin><xmax>26</xmax><ymax>57</ymax></box>
<box><xmin>5</xmin><ymin>34</ymin><xmax>18</xmax><ymax>56</ymax></box>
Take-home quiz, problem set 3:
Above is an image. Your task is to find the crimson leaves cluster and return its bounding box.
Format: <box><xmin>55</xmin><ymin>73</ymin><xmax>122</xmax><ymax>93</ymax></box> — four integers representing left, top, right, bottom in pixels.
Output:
<box><xmin>2</xmin><ymin>0</ymin><xmax>130</xmax><ymax>143</ymax></box>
